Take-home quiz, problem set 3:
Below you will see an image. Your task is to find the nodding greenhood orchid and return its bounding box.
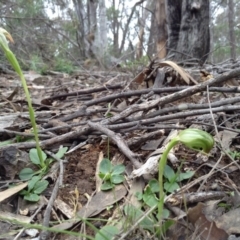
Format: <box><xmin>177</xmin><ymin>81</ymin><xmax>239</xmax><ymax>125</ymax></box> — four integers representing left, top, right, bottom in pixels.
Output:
<box><xmin>158</xmin><ymin>128</ymin><xmax>214</xmax><ymax>223</ymax></box>
<box><xmin>176</xmin><ymin>128</ymin><xmax>214</xmax><ymax>153</ymax></box>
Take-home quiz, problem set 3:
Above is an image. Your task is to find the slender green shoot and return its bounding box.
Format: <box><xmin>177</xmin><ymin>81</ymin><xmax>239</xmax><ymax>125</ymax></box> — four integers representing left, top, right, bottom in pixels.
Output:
<box><xmin>158</xmin><ymin>128</ymin><xmax>214</xmax><ymax>225</ymax></box>
<box><xmin>0</xmin><ymin>28</ymin><xmax>44</xmax><ymax>167</ymax></box>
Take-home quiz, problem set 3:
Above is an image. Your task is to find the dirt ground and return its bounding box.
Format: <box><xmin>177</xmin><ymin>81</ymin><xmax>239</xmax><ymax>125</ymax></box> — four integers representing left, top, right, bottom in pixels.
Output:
<box><xmin>1</xmin><ymin>63</ymin><xmax>240</xmax><ymax>239</ymax></box>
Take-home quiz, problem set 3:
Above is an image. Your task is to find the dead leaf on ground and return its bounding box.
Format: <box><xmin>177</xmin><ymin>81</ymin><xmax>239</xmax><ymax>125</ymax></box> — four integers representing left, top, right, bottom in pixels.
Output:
<box><xmin>52</xmin><ymin>184</ymin><xmax>127</xmax><ymax>231</ymax></box>
<box><xmin>0</xmin><ymin>182</ymin><xmax>27</xmax><ymax>202</ymax></box>
<box><xmin>187</xmin><ymin>202</ymin><xmax>228</xmax><ymax>240</ymax></box>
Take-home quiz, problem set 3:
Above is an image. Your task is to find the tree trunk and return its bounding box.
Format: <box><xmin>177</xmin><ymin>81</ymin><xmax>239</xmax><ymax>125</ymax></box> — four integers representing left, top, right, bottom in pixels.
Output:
<box><xmin>147</xmin><ymin>3</ymin><xmax>157</xmax><ymax>58</ymax></box>
<box><xmin>112</xmin><ymin>0</ymin><xmax>120</xmax><ymax>57</ymax></box>
<box><xmin>86</xmin><ymin>0</ymin><xmax>98</xmax><ymax>57</ymax></box>
<box><xmin>118</xmin><ymin>0</ymin><xmax>144</xmax><ymax>55</ymax></box>
<box><xmin>136</xmin><ymin>0</ymin><xmax>154</xmax><ymax>60</ymax></box>
<box><xmin>72</xmin><ymin>0</ymin><xmax>88</xmax><ymax>58</ymax></box>
<box><xmin>93</xmin><ymin>0</ymin><xmax>108</xmax><ymax>65</ymax></box>
<box><xmin>228</xmin><ymin>0</ymin><xmax>236</xmax><ymax>61</ymax></box>
<box><xmin>156</xmin><ymin>0</ymin><xmax>167</xmax><ymax>59</ymax></box>
<box><xmin>167</xmin><ymin>0</ymin><xmax>210</xmax><ymax>63</ymax></box>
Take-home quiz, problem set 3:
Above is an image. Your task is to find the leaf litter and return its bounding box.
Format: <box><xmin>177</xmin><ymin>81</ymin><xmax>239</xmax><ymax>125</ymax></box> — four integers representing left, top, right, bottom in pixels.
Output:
<box><xmin>1</xmin><ymin>61</ymin><xmax>240</xmax><ymax>239</ymax></box>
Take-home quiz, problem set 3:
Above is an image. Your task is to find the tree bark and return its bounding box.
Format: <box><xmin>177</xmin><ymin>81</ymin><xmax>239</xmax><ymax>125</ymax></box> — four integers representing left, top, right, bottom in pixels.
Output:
<box><xmin>136</xmin><ymin>0</ymin><xmax>154</xmax><ymax>60</ymax></box>
<box><xmin>167</xmin><ymin>0</ymin><xmax>210</xmax><ymax>63</ymax></box>
<box><xmin>112</xmin><ymin>0</ymin><xmax>120</xmax><ymax>57</ymax></box>
<box><xmin>228</xmin><ymin>0</ymin><xmax>236</xmax><ymax>61</ymax></box>
<box><xmin>72</xmin><ymin>0</ymin><xmax>88</xmax><ymax>58</ymax></box>
<box><xmin>147</xmin><ymin>4</ymin><xmax>157</xmax><ymax>57</ymax></box>
<box><xmin>156</xmin><ymin>0</ymin><xmax>167</xmax><ymax>59</ymax></box>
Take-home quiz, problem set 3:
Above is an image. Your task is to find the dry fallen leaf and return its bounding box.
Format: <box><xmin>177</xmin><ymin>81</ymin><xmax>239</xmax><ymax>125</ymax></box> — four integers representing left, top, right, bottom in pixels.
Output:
<box><xmin>0</xmin><ymin>182</ymin><xmax>27</xmax><ymax>202</ymax></box>
<box><xmin>187</xmin><ymin>202</ymin><xmax>228</xmax><ymax>240</ymax></box>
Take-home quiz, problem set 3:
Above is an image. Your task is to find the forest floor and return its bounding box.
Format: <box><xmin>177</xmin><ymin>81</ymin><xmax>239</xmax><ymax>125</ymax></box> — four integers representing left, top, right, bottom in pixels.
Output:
<box><xmin>1</xmin><ymin>60</ymin><xmax>240</xmax><ymax>240</ymax></box>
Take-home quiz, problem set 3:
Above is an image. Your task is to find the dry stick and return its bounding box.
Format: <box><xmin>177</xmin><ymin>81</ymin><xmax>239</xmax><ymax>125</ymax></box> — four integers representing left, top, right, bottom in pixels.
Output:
<box><xmin>197</xmin><ymin>86</ymin><xmax>240</xmax><ymax>191</ymax></box>
<box><xmin>2</xmin><ymin>106</ymin><xmax>240</xmax><ymax>151</ymax></box>
<box><xmin>2</xmin><ymin>104</ymin><xmax>240</xmax><ymax>152</ymax></box>
<box><xmin>87</xmin><ymin>121</ymin><xmax>142</xmax><ymax>168</ymax></box>
<box><xmin>198</xmin><ymin>85</ymin><xmax>225</xmax><ymax>191</ymax></box>
<box><xmin>83</xmin><ymin>86</ymin><xmax>240</xmax><ymax>107</ymax></box>
<box><xmin>107</xmin><ymin>105</ymin><xmax>240</xmax><ymax>130</ymax></box>
<box><xmin>169</xmin><ymin>158</ymin><xmax>240</xmax><ymax>198</ymax></box>
<box><xmin>2</xmin><ymin>68</ymin><xmax>240</xmax><ymax>151</ymax></box>
<box><xmin>40</xmin><ymin>177</ymin><xmax>60</xmax><ymax>240</ymax></box>
<box><xmin>13</xmin><ymin>203</ymin><xmax>45</xmax><ymax>240</ymax></box>
<box><xmin>45</xmin><ymin>150</ymin><xmax>64</xmax><ymax>187</ymax></box>
<box><xmin>179</xmin><ymin>120</ymin><xmax>240</xmax><ymax>134</ymax></box>
<box><xmin>167</xmin><ymin>191</ymin><xmax>226</xmax><ymax>205</ymax></box>
<box><xmin>127</xmin><ymin>129</ymin><xmax>165</xmax><ymax>148</ymax></box>
<box><xmin>0</xmin><ymin>129</ymin><xmax>51</xmax><ymax>139</ymax></box>
<box><xmin>143</xmin><ymin>96</ymin><xmax>240</xmax><ymax>119</ymax></box>
<box><xmin>0</xmin><ymin>125</ymin><xmax>90</xmax><ymax>150</ymax></box>
<box><xmin>100</xmin><ymin>68</ymin><xmax>240</xmax><ymax>125</ymax></box>
<box><xmin>42</xmin><ymin>83</ymin><xmax>123</xmax><ymax>101</ymax></box>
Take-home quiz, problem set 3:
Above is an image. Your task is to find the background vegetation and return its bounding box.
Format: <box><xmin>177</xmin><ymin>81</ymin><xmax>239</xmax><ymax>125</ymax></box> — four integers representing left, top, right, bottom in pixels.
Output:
<box><xmin>0</xmin><ymin>0</ymin><xmax>238</xmax><ymax>72</ymax></box>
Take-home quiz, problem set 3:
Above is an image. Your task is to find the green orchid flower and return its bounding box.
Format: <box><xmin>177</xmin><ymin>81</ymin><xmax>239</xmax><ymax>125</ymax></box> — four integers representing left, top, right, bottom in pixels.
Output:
<box><xmin>158</xmin><ymin>128</ymin><xmax>214</xmax><ymax>223</ymax></box>
<box><xmin>176</xmin><ymin>128</ymin><xmax>214</xmax><ymax>153</ymax></box>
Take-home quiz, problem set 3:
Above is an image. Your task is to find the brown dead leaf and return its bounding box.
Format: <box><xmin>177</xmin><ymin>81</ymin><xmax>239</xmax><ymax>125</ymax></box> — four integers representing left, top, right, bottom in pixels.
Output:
<box><xmin>217</xmin><ymin>208</ymin><xmax>240</xmax><ymax>234</ymax></box>
<box><xmin>52</xmin><ymin>184</ymin><xmax>127</xmax><ymax>231</ymax></box>
<box><xmin>217</xmin><ymin>130</ymin><xmax>238</xmax><ymax>151</ymax></box>
<box><xmin>187</xmin><ymin>202</ymin><xmax>228</xmax><ymax>240</ymax></box>
<box><xmin>158</xmin><ymin>60</ymin><xmax>198</xmax><ymax>85</ymax></box>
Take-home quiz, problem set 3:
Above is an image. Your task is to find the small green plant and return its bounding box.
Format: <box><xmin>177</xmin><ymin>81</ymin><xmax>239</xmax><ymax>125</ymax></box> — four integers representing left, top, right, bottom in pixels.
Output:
<box><xmin>227</xmin><ymin>150</ymin><xmax>240</xmax><ymax>160</ymax></box>
<box><xmin>54</xmin><ymin>57</ymin><xmax>74</xmax><ymax>74</ymax></box>
<box><xmin>19</xmin><ymin>175</ymin><xmax>48</xmax><ymax>202</ymax></box>
<box><xmin>29</xmin><ymin>54</ymin><xmax>47</xmax><ymax>73</ymax></box>
<box><xmin>19</xmin><ymin>146</ymin><xmax>68</xmax><ymax>181</ymax></box>
<box><xmin>19</xmin><ymin>146</ymin><xmax>67</xmax><ymax>202</ymax></box>
<box><xmin>163</xmin><ymin>164</ymin><xmax>195</xmax><ymax>193</ymax></box>
<box><xmin>99</xmin><ymin>158</ymin><xmax>125</xmax><ymax>190</ymax></box>
<box><xmin>137</xmin><ymin>166</ymin><xmax>194</xmax><ymax>208</ymax></box>
<box><xmin>158</xmin><ymin>128</ymin><xmax>214</xmax><ymax>226</ymax></box>
<box><xmin>95</xmin><ymin>225</ymin><xmax>119</xmax><ymax>240</ymax></box>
